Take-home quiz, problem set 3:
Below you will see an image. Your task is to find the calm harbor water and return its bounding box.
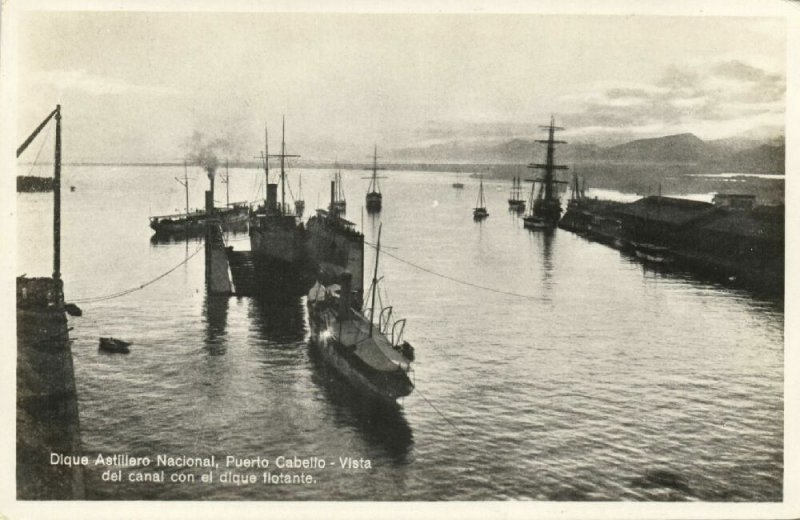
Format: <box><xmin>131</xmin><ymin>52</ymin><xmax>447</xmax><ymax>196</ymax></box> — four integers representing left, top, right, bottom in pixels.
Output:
<box><xmin>17</xmin><ymin>165</ymin><xmax>783</xmax><ymax>501</ymax></box>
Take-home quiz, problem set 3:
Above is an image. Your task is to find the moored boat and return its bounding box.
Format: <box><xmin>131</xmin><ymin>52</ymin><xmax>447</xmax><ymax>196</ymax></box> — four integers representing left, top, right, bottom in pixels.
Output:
<box><xmin>365</xmin><ymin>145</ymin><xmax>385</xmax><ymax>213</ymax></box>
<box><xmin>306</xmin><ymin>224</ymin><xmax>414</xmax><ymax>403</ymax></box>
<box><xmin>247</xmin><ymin>118</ymin><xmax>310</xmax><ymax>292</ymax></box>
<box><xmin>473</xmin><ymin>174</ymin><xmax>489</xmax><ymax>220</ymax></box>
<box><xmin>99</xmin><ymin>337</ymin><xmax>131</xmax><ymax>354</ymax></box>
<box><xmin>508</xmin><ymin>176</ymin><xmax>526</xmax><ymax>212</ymax></box>
<box><xmin>523</xmin><ymin>115</ymin><xmax>568</xmax><ymax>230</ymax></box>
<box><xmin>632</xmin><ymin>242</ymin><xmax>674</xmax><ymax>264</ymax></box>
<box><xmin>149</xmin><ymin>160</ymin><xmax>248</xmax><ymax>237</ymax></box>
<box><xmin>331</xmin><ymin>167</ymin><xmax>347</xmax><ymax>216</ymax></box>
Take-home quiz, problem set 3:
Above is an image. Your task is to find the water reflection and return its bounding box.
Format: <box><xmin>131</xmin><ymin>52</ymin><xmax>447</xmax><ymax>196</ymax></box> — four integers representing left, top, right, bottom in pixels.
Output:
<box><xmin>203</xmin><ymin>294</ymin><xmax>229</xmax><ymax>356</ymax></box>
<box><xmin>247</xmin><ymin>295</ymin><xmax>307</xmax><ymax>346</ymax></box>
<box><xmin>306</xmin><ymin>344</ymin><xmax>414</xmax><ymax>464</ymax></box>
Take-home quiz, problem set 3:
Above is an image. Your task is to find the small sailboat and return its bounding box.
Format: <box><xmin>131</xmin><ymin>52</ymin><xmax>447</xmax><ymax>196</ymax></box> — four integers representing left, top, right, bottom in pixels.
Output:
<box><xmin>473</xmin><ymin>175</ymin><xmax>489</xmax><ymax>220</ymax></box>
<box><xmin>508</xmin><ymin>176</ymin><xmax>526</xmax><ymax>212</ymax></box>
<box><xmin>452</xmin><ymin>173</ymin><xmax>464</xmax><ymax>189</ymax></box>
<box><xmin>365</xmin><ymin>145</ymin><xmax>384</xmax><ymax>213</ymax></box>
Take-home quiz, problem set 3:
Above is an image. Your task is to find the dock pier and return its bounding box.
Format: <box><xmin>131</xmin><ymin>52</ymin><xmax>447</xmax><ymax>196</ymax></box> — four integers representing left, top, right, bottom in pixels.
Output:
<box><xmin>17</xmin><ymin>277</ymin><xmax>85</xmax><ymax>499</ymax></box>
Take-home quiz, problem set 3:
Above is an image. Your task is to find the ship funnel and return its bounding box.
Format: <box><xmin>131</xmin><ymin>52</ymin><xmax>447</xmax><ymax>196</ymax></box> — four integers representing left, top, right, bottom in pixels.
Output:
<box><xmin>267</xmin><ymin>184</ymin><xmax>278</xmax><ymax>211</ymax></box>
<box><xmin>330</xmin><ymin>181</ymin><xmax>336</xmax><ymax>211</ymax></box>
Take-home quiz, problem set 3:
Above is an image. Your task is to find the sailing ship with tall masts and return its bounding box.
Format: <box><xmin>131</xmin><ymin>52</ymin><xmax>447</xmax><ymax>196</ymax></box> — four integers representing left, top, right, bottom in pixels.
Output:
<box><xmin>365</xmin><ymin>145</ymin><xmax>384</xmax><ymax>212</ymax></box>
<box><xmin>149</xmin><ymin>159</ymin><xmax>248</xmax><ymax>237</ymax></box>
<box><xmin>473</xmin><ymin>174</ymin><xmax>489</xmax><ymax>220</ymax></box>
<box><xmin>523</xmin><ymin>115</ymin><xmax>568</xmax><ymax>230</ymax></box>
<box><xmin>508</xmin><ymin>176</ymin><xmax>526</xmax><ymax>212</ymax></box>
<box><xmin>248</xmin><ymin>117</ymin><xmax>310</xmax><ymax>287</ymax></box>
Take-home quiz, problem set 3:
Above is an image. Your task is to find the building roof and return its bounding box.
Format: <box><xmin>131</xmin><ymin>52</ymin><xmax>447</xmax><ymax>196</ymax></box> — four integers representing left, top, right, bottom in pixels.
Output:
<box><xmin>614</xmin><ymin>196</ymin><xmax>717</xmax><ymax>227</ymax></box>
<box><xmin>700</xmin><ymin>212</ymin><xmax>784</xmax><ymax>241</ymax></box>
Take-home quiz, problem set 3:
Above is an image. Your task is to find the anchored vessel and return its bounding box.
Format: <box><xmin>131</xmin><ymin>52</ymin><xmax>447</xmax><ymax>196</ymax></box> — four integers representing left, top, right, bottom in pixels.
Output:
<box><xmin>248</xmin><ymin>119</ymin><xmax>309</xmax><ymax>288</ymax></box>
<box><xmin>452</xmin><ymin>173</ymin><xmax>464</xmax><ymax>189</ymax></box>
<box><xmin>523</xmin><ymin>115</ymin><xmax>568</xmax><ymax>230</ymax></box>
<box><xmin>365</xmin><ymin>145</ymin><xmax>384</xmax><ymax>212</ymax></box>
<box><xmin>149</xmin><ymin>160</ymin><xmax>248</xmax><ymax>237</ymax></box>
<box><xmin>307</xmin><ymin>217</ymin><xmax>414</xmax><ymax>402</ymax></box>
<box><xmin>473</xmin><ymin>174</ymin><xmax>489</xmax><ymax>220</ymax></box>
<box><xmin>331</xmin><ymin>166</ymin><xmax>347</xmax><ymax>216</ymax></box>
<box><xmin>508</xmin><ymin>176</ymin><xmax>526</xmax><ymax>212</ymax></box>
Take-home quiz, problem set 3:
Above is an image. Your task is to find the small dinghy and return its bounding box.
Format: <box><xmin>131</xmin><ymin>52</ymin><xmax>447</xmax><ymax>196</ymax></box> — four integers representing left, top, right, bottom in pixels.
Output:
<box><xmin>99</xmin><ymin>337</ymin><xmax>131</xmax><ymax>354</ymax></box>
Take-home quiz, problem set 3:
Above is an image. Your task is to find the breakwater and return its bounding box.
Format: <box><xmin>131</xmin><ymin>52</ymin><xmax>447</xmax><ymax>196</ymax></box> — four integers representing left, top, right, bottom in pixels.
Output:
<box><xmin>17</xmin><ymin>276</ymin><xmax>85</xmax><ymax>499</ymax></box>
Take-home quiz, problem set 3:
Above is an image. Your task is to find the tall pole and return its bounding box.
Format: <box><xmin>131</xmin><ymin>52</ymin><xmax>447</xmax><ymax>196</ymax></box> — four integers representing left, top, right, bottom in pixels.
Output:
<box><xmin>184</xmin><ymin>160</ymin><xmax>189</xmax><ymax>217</ymax></box>
<box><xmin>264</xmin><ymin>124</ymin><xmax>269</xmax><ymax>200</ymax></box>
<box><xmin>53</xmin><ymin>105</ymin><xmax>61</xmax><ymax>282</ymax></box>
<box><xmin>545</xmin><ymin>116</ymin><xmax>555</xmax><ymax>201</ymax></box>
<box><xmin>369</xmin><ymin>224</ymin><xmax>382</xmax><ymax>337</ymax></box>
<box><xmin>280</xmin><ymin>116</ymin><xmax>286</xmax><ymax>215</ymax></box>
<box><xmin>225</xmin><ymin>159</ymin><xmax>230</xmax><ymax>207</ymax></box>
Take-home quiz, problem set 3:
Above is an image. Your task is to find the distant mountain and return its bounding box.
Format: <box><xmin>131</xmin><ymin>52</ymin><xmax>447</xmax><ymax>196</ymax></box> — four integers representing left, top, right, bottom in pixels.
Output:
<box><xmin>389</xmin><ymin>132</ymin><xmax>784</xmax><ymax>174</ymax></box>
<box><xmin>600</xmin><ymin>133</ymin><xmax>709</xmax><ymax>163</ymax></box>
<box><xmin>726</xmin><ymin>144</ymin><xmax>785</xmax><ymax>174</ymax></box>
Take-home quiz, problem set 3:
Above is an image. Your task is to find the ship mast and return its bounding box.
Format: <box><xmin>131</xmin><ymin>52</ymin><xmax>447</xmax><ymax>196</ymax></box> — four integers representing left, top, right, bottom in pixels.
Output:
<box><xmin>264</xmin><ymin>123</ymin><xmax>269</xmax><ymax>201</ymax></box>
<box><xmin>225</xmin><ymin>159</ymin><xmax>229</xmax><ymax>207</ymax></box>
<box><xmin>267</xmin><ymin>116</ymin><xmax>300</xmax><ymax>215</ymax></box>
<box><xmin>174</xmin><ymin>160</ymin><xmax>189</xmax><ymax>218</ymax></box>
<box><xmin>369</xmin><ymin>224</ymin><xmax>382</xmax><ymax>337</ymax></box>
<box><xmin>370</xmin><ymin>145</ymin><xmax>380</xmax><ymax>193</ymax></box>
<box><xmin>529</xmin><ymin>115</ymin><xmax>568</xmax><ymax>201</ymax></box>
<box><xmin>281</xmin><ymin>117</ymin><xmax>286</xmax><ymax>213</ymax></box>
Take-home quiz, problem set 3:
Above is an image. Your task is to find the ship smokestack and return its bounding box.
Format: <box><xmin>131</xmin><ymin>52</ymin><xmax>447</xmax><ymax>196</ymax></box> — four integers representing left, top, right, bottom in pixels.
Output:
<box><xmin>206</xmin><ymin>167</ymin><xmax>216</xmax><ymax>213</ymax></box>
<box><xmin>330</xmin><ymin>180</ymin><xmax>335</xmax><ymax>213</ymax></box>
<box><xmin>267</xmin><ymin>184</ymin><xmax>278</xmax><ymax>211</ymax></box>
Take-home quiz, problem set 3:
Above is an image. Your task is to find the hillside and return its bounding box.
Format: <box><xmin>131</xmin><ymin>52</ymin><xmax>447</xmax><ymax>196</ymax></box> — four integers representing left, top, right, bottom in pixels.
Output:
<box><xmin>389</xmin><ymin>132</ymin><xmax>784</xmax><ymax>174</ymax></box>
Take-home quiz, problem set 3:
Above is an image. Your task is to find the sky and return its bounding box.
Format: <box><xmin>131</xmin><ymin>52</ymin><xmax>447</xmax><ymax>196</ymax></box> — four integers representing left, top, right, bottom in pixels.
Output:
<box><xmin>14</xmin><ymin>9</ymin><xmax>788</xmax><ymax>162</ymax></box>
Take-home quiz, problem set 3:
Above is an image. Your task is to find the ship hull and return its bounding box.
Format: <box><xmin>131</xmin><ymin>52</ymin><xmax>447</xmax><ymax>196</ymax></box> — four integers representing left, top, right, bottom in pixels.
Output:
<box><xmin>308</xmin><ymin>313</ymin><xmax>413</xmax><ymax>403</ymax></box>
<box><xmin>366</xmin><ymin>192</ymin><xmax>382</xmax><ymax>212</ymax></box>
<box><xmin>149</xmin><ymin>207</ymin><xmax>248</xmax><ymax>236</ymax></box>
<box><xmin>249</xmin><ymin>214</ymin><xmax>306</xmax><ymax>265</ymax></box>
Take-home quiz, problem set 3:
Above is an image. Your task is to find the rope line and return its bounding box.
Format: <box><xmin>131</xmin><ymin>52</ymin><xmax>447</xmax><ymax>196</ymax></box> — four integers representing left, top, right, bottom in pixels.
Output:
<box><xmin>70</xmin><ymin>243</ymin><xmax>204</xmax><ymax>304</ymax></box>
<box><xmin>25</xmin><ymin>120</ymin><xmax>53</xmax><ymax>177</ymax></box>
<box><xmin>414</xmin><ymin>385</ymin><xmax>465</xmax><ymax>435</ymax></box>
<box><xmin>364</xmin><ymin>240</ymin><xmax>543</xmax><ymax>302</ymax></box>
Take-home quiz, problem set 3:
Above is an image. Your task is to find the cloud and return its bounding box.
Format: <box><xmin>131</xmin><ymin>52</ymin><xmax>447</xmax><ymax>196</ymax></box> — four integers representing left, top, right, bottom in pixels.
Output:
<box><xmin>559</xmin><ymin>60</ymin><xmax>785</xmax><ymax>139</ymax></box>
<box><xmin>31</xmin><ymin>69</ymin><xmax>179</xmax><ymax>97</ymax></box>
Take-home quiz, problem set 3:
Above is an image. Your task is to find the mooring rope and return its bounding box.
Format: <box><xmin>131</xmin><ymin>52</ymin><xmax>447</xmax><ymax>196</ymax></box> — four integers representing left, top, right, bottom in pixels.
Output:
<box><xmin>363</xmin><ymin>240</ymin><xmax>543</xmax><ymax>302</ymax></box>
<box><xmin>70</xmin><ymin>243</ymin><xmax>204</xmax><ymax>304</ymax></box>
<box><xmin>413</xmin><ymin>385</ymin><xmax>466</xmax><ymax>435</ymax></box>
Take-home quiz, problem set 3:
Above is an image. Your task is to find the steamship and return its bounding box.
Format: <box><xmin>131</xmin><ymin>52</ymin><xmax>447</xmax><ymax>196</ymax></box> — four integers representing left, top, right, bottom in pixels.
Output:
<box><xmin>248</xmin><ymin>119</ymin><xmax>312</xmax><ymax>291</ymax></box>
<box><xmin>306</xmin><ymin>212</ymin><xmax>414</xmax><ymax>403</ymax></box>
